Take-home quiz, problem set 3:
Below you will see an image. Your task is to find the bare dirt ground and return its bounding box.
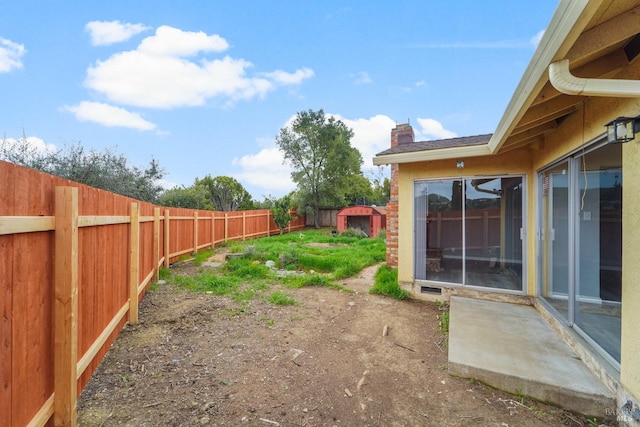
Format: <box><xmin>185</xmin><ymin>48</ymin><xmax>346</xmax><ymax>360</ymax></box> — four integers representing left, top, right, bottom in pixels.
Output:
<box><xmin>78</xmin><ymin>250</ymin><xmax>612</xmax><ymax>426</ymax></box>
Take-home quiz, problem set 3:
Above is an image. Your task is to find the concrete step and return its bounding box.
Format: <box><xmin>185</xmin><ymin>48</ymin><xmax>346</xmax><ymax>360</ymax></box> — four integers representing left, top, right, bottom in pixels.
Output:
<box><xmin>448</xmin><ymin>296</ymin><xmax>615</xmax><ymax>416</ymax></box>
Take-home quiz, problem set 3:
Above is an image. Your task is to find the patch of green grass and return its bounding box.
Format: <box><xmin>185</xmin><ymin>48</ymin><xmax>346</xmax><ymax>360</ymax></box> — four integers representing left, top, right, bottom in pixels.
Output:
<box><xmin>282</xmin><ymin>273</ymin><xmax>351</xmax><ymax>292</ymax></box>
<box><xmin>158</xmin><ymin>267</ymin><xmax>171</xmax><ymax>281</ymax></box>
<box><xmin>173</xmin><ymin>270</ymin><xmax>238</xmax><ymax>294</ymax></box>
<box><xmin>268</xmin><ymin>291</ymin><xmax>297</xmax><ymax>306</ymax></box>
<box><xmin>193</xmin><ymin>248</ymin><xmax>214</xmax><ymax>265</ymax></box>
<box><xmin>370</xmin><ymin>265</ymin><xmax>410</xmax><ymax>300</ymax></box>
<box><xmin>223</xmin><ymin>257</ymin><xmax>272</xmax><ymax>280</ymax></box>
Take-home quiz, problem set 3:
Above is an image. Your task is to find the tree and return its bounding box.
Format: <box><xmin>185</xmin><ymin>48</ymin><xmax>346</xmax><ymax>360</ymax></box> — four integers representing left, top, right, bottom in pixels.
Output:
<box><xmin>1</xmin><ymin>137</ymin><xmax>166</xmax><ymax>203</ymax></box>
<box><xmin>158</xmin><ymin>185</ymin><xmax>210</xmax><ymax>209</ymax></box>
<box><xmin>196</xmin><ymin>175</ymin><xmax>254</xmax><ymax>211</ymax></box>
<box><xmin>275</xmin><ymin>109</ymin><xmax>362</xmax><ymax>227</ymax></box>
<box><xmin>343</xmin><ymin>173</ymin><xmax>376</xmax><ymax>206</ymax></box>
<box><xmin>269</xmin><ymin>194</ymin><xmax>296</xmax><ymax>234</ymax></box>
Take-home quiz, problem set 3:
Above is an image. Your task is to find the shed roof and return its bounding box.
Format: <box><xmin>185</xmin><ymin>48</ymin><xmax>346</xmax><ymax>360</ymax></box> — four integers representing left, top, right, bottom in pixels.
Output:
<box><xmin>374</xmin><ymin>0</ymin><xmax>640</xmax><ymax>166</ymax></box>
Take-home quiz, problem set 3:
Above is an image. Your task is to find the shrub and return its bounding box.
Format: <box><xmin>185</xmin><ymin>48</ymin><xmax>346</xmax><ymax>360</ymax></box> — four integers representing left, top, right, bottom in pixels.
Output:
<box><xmin>340</xmin><ymin>227</ymin><xmax>367</xmax><ymax>238</ymax></box>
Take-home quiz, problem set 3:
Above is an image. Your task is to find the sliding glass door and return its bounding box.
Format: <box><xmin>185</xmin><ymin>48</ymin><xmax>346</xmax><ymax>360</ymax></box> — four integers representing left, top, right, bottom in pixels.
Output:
<box><xmin>539</xmin><ymin>142</ymin><xmax>622</xmax><ymax>364</ymax></box>
<box><xmin>414</xmin><ymin>176</ymin><xmax>524</xmax><ymax>291</ymax></box>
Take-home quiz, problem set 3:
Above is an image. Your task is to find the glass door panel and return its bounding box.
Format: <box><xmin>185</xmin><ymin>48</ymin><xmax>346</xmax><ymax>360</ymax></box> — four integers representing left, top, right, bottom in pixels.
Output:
<box><xmin>541</xmin><ymin>162</ymin><xmax>570</xmax><ymax>321</ymax></box>
<box><xmin>464</xmin><ymin>177</ymin><xmax>523</xmax><ymax>290</ymax></box>
<box><xmin>414</xmin><ymin>180</ymin><xmax>463</xmax><ymax>283</ymax></box>
<box><xmin>575</xmin><ymin>144</ymin><xmax>622</xmax><ymax>362</ymax></box>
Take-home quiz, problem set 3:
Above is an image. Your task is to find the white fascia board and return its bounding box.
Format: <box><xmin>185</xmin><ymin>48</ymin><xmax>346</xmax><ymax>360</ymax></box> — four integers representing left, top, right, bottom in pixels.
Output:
<box><xmin>488</xmin><ymin>0</ymin><xmax>598</xmax><ymax>153</ymax></box>
<box><xmin>372</xmin><ymin>144</ymin><xmax>492</xmax><ymax>166</ymax></box>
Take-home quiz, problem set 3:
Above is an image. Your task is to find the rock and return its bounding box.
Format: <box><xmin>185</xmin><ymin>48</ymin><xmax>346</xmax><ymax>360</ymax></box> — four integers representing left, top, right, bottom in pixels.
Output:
<box><xmin>265</xmin><ymin>260</ymin><xmax>276</xmax><ymax>269</ymax></box>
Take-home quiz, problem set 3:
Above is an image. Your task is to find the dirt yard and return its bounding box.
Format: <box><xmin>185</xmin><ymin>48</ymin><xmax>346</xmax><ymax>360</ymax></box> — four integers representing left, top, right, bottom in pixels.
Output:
<box><xmin>77</xmin><ymin>252</ymin><xmax>611</xmax><ymax>426</ymax></box>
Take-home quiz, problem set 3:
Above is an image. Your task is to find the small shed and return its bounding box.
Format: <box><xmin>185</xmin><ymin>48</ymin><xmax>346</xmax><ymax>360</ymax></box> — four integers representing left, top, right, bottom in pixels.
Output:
<box><xmin>336</xmin><ymin>205</ymin><xmax>386</xmax><ymax>237</ymax></box>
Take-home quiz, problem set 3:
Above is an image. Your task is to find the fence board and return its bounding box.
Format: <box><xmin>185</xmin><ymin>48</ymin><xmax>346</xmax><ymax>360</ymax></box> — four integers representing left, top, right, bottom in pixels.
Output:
<box><xmin>1</xmin><ymin>234</ymin><xmax>12</xmax><ymax>427</ymax></box>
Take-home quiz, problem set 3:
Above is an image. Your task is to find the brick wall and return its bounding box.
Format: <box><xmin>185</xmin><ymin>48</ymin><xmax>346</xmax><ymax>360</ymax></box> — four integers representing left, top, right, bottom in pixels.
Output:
<box><xmin>385</xmin><ymin>124</ymin><xmax>414</xmax><ymax>267</ymax></box>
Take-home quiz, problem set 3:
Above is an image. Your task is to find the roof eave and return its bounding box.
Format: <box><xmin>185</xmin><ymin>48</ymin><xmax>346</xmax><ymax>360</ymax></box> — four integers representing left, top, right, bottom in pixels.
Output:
<box><xmin>373</xmin><ymin>144</ymin><xmax>492</xmax><ymax>166</ymax></box>
<box><xmin>488</xmin><ymin>0</ymin><xmax>604</xmax><ymax>153</ymax></box>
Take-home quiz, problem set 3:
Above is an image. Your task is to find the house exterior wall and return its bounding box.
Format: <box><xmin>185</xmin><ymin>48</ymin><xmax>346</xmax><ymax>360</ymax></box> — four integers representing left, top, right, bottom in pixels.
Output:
<box><xmin>394</xmin><ymin>87</ymin><xmax>640</xmax><ymax>410</ymax></box>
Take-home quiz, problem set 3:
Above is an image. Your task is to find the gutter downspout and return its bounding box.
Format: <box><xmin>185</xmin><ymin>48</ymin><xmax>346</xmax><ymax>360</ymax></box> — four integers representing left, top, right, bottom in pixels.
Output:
<box><xmin>549</xmin><ymin>59</ymin><xmax>640</xmax><ymax>97</ymax></box>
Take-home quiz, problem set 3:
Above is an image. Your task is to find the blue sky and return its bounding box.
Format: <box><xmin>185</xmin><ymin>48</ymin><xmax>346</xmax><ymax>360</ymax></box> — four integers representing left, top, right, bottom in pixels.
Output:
<box><xmin>0</xmin><ymin>1</ymin><xmax>558</xmax><ymax>199</ymax></box>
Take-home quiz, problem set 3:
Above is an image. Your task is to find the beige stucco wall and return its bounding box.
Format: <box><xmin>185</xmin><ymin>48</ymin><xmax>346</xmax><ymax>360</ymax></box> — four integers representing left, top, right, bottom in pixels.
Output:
<box><xmin>622</xmin><ymin>125</ymin><xmax>640</xmax><ymax>403</ymax></box>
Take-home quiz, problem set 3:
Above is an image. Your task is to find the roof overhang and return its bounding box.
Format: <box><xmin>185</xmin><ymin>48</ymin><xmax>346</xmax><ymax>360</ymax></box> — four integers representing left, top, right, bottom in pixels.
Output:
<box><xmin>372</xmin><ymin>143</ymin><xmax>491</xmax><ymax>166</ymax></box>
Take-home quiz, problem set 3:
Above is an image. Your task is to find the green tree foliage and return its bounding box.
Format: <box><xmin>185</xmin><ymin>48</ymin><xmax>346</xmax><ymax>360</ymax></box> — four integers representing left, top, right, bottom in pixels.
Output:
<box><xmin>343</xmin><ymin>174</ymin><xmax>376</xmax><ymax>206</ymax></box>
<box><xmin>275</xmin><ymin>109</ymin><xmax>362</xmax><ymax>227</ymax></box>
<box><xmin>1</xmin><ymin>136</ymin><xmax>165</xmax><ymax>203</ymax></box>
<box><xmin>196</xmin><ymin>175</ymin><xmax>254</xmax><ymax>211</ymax></box>
<box><xmin>269</xmin><ymin>194</ymin><xmax>296</xmax><ymax>234</ymax></box>
<box><xmin>158</xmin><ymin>185</ymin><xmax>210</xmax><ymax>209</ymax></box>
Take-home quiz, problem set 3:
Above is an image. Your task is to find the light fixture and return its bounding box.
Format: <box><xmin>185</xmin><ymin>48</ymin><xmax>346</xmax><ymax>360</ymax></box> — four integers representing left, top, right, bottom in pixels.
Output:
<box><xmin>456</xmin><ymin>160</ymin><xmax>464</xmax><ymax>169</ymax></box>
<box><xmin>605</xmin><ymin>115</ymin><xmax>640</xmax><ymax>143</ymax></box>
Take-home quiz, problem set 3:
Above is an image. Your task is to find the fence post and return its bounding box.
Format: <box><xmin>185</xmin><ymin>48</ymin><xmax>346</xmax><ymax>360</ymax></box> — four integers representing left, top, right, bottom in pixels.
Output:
<box><xmin>129</xmin><ymin>203</ymin><xmax>140</xmax><ymax>325</ymax></box>
<box><xmin>267</xmin><ymin>210</ymin><xmax>271</xmax><ymax>236</ymax></box>
<box><xmin>211</xmin><ymin>212</ymin><xmax>215</xmax><ymax>249</ymax></box>
<box><xmin>164</xmin><ymin>209</ymin><xmax>170</xmax><ymax>268</ymax></box>
<box><xmin>54</xmin><ymin>186</ymin><xmax>78</xmax><ymax>427</ymax></box>
<box><xmin>242</xmin><ymin>211</ymin><xmax>246</xmax><ymax>241</ymax></box>
<box><xmin>153</xmin><ymin>208</ymin><xmax>160</xmax><ymax>283</ymax></box>
<box><xmin>193</xmin><ymin>211</ymin><xmax>198</xmax><ymax>253</ymax></box>
<box><xmin>224</xmin><ymin>212</ymin><xmax>228</xmax><ymax>243</ymax></box>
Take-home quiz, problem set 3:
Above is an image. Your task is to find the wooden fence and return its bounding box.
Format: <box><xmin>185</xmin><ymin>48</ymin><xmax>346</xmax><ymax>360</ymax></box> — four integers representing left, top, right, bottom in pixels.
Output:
<box><xmin>0</xmin><ymin>160</ymin><xmax>305</xmax><ymax>426</ymax></box>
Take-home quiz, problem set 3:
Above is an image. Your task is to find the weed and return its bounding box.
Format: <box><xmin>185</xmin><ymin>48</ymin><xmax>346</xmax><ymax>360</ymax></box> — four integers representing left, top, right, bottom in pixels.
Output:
<box><xmin>264</xmin><ymin>318</ymin><xmax>275</xmax><ymax>327</ymax></box>
<box><xmin>158</xmin><ymin>267</ymin><xmax>171</xmax><ymax>281</ymax></box>
<box><xmin>586</xmin><ymin>417</ymin><xmax>598</xmax><ymax>425</ymax></box>
<box><xmin>370</xmin><ymin>265</ymin><xmax>410</xmax><ymax>300</ymax></box>
<box><xmin>434</xmin><ymin>300</ymin><xmax>450</xmax><ymax>336</ymax></box>
<box><xmin>340</xmin><ymin>227</ymin><xmax>367</xmax><ymax>238</ymax></box>
<box><xmin>438</xmin><ymin>310</ymin><xmax>450</xmax><ymax>336</ymax></box>
<box><xmin>269</xmin><ymin>291</ymin><xmax>297</xmax><ymax>306</ymax></box>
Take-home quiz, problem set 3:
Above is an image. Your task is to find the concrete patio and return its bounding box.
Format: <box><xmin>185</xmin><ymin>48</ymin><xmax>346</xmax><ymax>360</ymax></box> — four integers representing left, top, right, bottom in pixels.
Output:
<box><xmin>448</xmin><ymin>296</ymin><xmax>615</xmax><ymax>416</ymax></box>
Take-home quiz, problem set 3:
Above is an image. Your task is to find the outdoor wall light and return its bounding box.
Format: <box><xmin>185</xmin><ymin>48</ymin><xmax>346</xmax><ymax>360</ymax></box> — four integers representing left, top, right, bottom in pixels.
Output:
<box><xmin>605</xmin><ymin>115</ymin><xmax>640</xmax><ymax>143</ymax></box>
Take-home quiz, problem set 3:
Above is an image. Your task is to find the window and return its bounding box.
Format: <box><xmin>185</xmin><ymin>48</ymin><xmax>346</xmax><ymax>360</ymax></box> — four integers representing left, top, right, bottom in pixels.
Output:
<box><xmin>414</xmin><ymin>176</ymin><xmax>524</xmax><ymax>291</ymax></box>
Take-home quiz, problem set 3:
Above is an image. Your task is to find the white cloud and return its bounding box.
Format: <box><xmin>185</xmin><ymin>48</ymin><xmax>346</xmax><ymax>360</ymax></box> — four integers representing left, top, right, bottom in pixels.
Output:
<box><xmin>85</xmin><ymin>20</ymin><xmax>150</xmax><ymax>46</ymax></box>
<box><xmin>415</xmin><ymin>117</ymin><xmax>457</xmax><ymax>140</ymax></box>
<box><xmin>332</xmin><ymin>114</ymin><xmax>396</xmax><ymax>170</ymax></box>
<box><xmin>261</xmin><ymin>67</ymin><xmax>314</xmax><ymax>85</ymax></box>
<box><xmin>350</xmin><ymin>71</ymin><xmax>372</xmax><ymax>84</ymax></box>
<box><xmin>0</xmin><ymin>37</ymin><xmax>26</xmax><ymax>72</ymax></box>
<box><xmin>232</xmin><ymin>147</ymin><xmax>295</xmax><ymax>195</ymax></box>
<box><xmin>83</xmin><ymin>26</ymin><xmax>313</xmax><ymax>110</ymax></box>
<box><xmin>2</xmin><ymin>135</ymin><xmax>57</xmax><ymax>155</ymax></box>
<box><xmin>64</xmin><ymin>101</ymin><xmax>156</xmax><ymax>130</ymax></box>
<box><xmin>138</xmin><ymin>25</ymin><xmax>229</xmax><ymax>56</ymax></box>
<box><xmin>531</xmin><ymin>29</ymin><xmax>545</xmax><ymax>48</ymax></box>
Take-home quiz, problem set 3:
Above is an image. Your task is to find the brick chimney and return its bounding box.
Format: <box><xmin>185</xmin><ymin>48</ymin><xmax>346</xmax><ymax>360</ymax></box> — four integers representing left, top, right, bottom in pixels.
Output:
<box><xmin>385</xmin><ymin>123</ymin><xmax>414</xmax><ymax>267</ymax></box>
